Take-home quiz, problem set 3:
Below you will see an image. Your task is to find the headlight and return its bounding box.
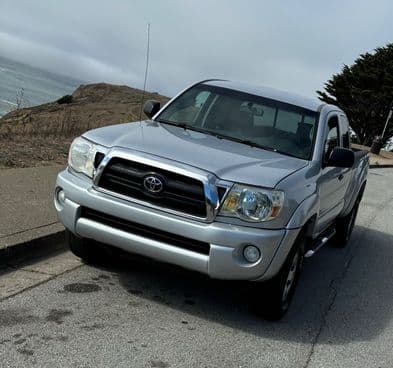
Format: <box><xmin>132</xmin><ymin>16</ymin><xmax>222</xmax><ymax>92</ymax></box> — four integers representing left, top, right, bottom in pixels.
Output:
<box><xmin>219</xmin><ymin>184</ymin><xmax>284</xmax><ymax>222</ymax></box>
<box><xmin>68</xmin><ymin>137</ymin><xmax>100</xmax><ymax>178</ymax></box>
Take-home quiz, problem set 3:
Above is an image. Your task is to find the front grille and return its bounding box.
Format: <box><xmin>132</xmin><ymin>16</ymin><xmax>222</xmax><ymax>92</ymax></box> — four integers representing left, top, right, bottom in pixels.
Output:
<box><xmin>97</xmin><ymin>158</ymin><xmax>207</xmax><ymax>217</ymax></box>
<box><xmin>81</xmin><ymin>207</ymin><xmax>210</xmax><ymax>255</ymax></box>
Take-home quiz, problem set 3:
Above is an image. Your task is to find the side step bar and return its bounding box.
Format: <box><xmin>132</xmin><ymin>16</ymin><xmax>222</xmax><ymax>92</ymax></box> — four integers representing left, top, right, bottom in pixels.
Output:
<box><xmin>305</xmin><ymin>227</ymin><xmax>336</xmax><ymax>258</ymax></box>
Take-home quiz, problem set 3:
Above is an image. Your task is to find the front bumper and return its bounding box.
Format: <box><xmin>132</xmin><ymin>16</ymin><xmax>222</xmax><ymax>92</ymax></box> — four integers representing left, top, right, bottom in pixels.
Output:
<box><xmin>55</xmin><ymin>169</ymin><xmax>300</xmax><ymax>281</ymax></box>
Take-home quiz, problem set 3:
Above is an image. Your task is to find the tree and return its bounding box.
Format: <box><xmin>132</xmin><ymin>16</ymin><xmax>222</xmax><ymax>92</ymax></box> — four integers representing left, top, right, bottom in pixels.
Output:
<box><xmin>317</xmin><ymin>44</ymin><xmax>393</xmax><ymax>145</ymax></box>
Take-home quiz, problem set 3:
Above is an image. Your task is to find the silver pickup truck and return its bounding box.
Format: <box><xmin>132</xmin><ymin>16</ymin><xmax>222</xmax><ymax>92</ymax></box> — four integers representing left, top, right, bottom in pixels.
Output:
<box><xmin>54</xmin><ymin>80</ymin><xmax>368</xmax><ymax>319</ymax></box>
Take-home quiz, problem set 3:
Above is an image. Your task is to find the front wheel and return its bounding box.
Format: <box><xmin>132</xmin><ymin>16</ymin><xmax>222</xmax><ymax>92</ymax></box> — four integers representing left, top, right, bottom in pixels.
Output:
<box><xmin>252</xmin><ymin>234</ymin><xmax>305</xmax><ymax>320</ymax></box>
<box><xmin>66</xmin><ymin>230</ymin><xmax>109</xmax><ymax>264</ymax></box>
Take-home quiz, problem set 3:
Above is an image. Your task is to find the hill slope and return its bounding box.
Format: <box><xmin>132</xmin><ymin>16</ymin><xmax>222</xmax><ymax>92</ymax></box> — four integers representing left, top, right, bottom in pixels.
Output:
<box><xmin>0</xmin><ymin>83</ymin><xmax>169</xmax><ymax>168</ymax></box>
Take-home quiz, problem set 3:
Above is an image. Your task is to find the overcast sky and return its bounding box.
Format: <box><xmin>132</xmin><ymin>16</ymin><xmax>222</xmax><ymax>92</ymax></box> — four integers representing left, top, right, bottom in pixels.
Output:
<box><xmin>1</xmin><ymin>0</ymin><xmax>393</xmax><ymax>98</ymax></box>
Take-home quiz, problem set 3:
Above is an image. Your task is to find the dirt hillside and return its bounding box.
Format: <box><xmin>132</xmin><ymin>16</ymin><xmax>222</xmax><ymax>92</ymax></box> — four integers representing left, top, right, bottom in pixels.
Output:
<box><xmin>0</xmin><ymin>83</ymin><xmax>169</xmax><ymax>168</ymax></box>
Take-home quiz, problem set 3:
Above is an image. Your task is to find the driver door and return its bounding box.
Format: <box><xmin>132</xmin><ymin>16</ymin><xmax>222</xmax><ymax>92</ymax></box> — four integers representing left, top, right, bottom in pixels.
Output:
<box><xmin>317</xmin><ymin>115</ymin><xmax>347</xmax><ymax>232</ymax></box>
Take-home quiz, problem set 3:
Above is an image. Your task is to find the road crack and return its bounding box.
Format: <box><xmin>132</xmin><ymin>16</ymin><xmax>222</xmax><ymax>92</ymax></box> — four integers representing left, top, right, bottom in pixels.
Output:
<box><xmin>0</xmin><ymin>263</ymin><xmax>84</xmax><ymax>303</ymax></box>
<box><xmin>5</xmin><ymin>263</ymin><xmax>54</xmax><ymax>276</ymax></box>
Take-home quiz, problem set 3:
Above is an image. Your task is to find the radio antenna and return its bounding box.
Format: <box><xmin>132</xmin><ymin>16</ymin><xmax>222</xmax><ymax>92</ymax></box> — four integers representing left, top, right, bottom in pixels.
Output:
<box><xmin>139</xmin><ymin>23</ymin><xmax>151</xmax><ymax>121</ymax></box>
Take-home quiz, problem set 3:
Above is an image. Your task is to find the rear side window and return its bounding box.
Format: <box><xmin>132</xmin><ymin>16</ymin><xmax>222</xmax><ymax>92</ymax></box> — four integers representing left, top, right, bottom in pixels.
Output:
<box><xmin>275</xmin><ymin>110</ymin><xmax>302</xmax><ymax>133</ymax></box>
<box><xmin>240</xmin><ymin>102</ymin><xmax>275</xmax><ymax>127</ymax></box>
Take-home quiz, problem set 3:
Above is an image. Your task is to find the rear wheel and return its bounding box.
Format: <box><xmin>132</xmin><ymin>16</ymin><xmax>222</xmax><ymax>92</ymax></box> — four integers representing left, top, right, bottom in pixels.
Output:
<box><xmin>333</xmin><ymin>200</ymin><xmax>360</xmax><ymax>248</ymax></box>
<box><xmin>252</xmin><ymin>233</ymin><xmax>306</xmax><ymax>320</ymax></box>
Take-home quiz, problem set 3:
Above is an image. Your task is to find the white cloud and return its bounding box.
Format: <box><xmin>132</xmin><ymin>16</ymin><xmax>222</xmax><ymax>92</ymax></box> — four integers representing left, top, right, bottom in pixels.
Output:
<box><xmin>0</xmin><ymin>31</ymin><xmax>139</xmax><ymax>85</ymax></box>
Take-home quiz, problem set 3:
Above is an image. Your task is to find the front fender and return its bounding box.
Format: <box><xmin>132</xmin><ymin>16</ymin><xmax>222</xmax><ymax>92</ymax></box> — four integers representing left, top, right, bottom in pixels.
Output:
<box><xmin>255</xmin><ymin>195</ymin><xmax>319</xmax><ymax>282</ymax></box>
<box><xmin>286</xmin><ymin>194</ymin><xmax>319</xmax><ymax>231</ymax></box>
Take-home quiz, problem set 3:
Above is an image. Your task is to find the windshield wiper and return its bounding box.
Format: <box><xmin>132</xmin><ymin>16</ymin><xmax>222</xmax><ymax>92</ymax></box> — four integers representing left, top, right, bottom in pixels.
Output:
<box><xmin>211</xmin><ymin>134</ymin><xmax>276</xmax><ymax>152</ymax></box>
<box><xmin>157</xmin><ymin>119</ymin><xmax>221</xmax><ymax>137</ymax></box>
<box><xmin>158</xmin><ymin>119</ymin><xmax>268</xmax><ymax>148</ymax></box>
<box><xmin>157</xmin><ymin>119</ymin><xmax>230</xmax><ymax>141</ymax></box>
<box><xmin>156</xmin><ymin>119</ymin><xmax>189</xmax><ymax>129</ymax></box>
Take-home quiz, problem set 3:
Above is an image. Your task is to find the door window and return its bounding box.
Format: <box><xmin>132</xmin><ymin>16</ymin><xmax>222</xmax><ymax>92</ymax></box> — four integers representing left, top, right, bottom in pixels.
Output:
<box><xmin>324</xmin><ymin>117</ymin><xmax>339</xmax><ymax>161</ymax></box>
<box><xmin>339</xmin><ymin>114</ymin><xmax>351</xmax><ymax>148</ymax></box>
<box><xmin>342</xmin><ymin>132</ymin><xmax>350</xmax><ymax>148</ymax></box>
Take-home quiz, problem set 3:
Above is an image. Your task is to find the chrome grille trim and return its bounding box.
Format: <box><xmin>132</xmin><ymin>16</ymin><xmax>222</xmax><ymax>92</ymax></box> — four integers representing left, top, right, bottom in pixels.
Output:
<box><xmin>92</xmin><ymin>148</ymin><xmax>232</xmax><ymax>223</ymax></box>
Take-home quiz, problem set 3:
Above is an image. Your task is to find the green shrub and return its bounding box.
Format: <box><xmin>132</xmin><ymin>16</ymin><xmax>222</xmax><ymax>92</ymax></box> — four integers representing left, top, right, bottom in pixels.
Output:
<box><xmin>57</xmin><ymin>95</ymin><xmax>73</xmax><ymax>104</ymax></box>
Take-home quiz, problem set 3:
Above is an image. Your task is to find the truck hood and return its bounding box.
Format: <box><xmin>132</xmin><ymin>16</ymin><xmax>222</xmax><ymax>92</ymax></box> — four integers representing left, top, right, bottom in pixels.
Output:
<box><xmin>83</xmin><ymin>121</ymin><xmax>308</xmax><ymax>188</ymax></box>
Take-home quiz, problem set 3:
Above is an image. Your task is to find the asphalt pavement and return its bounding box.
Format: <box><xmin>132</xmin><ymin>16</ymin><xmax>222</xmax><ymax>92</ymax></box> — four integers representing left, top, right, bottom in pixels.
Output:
<box><xmin>0</xmin><ymin>168</ymin><xmax>392</xmax><ymax>368</ymax></box>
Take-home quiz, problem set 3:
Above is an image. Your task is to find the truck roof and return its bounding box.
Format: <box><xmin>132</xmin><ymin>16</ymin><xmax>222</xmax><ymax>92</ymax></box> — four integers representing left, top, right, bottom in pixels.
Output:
<box><xmin>204</xmin><ymin>79</ymin><xmax>325</xmax><ymax>112</ymax></box>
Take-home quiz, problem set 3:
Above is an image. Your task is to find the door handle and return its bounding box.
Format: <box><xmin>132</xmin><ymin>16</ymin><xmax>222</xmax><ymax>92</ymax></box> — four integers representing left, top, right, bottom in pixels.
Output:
<box><xmin>338</xmin><ymin>173</ymin><xmax>344</xmax><ymax>181</ymax></box>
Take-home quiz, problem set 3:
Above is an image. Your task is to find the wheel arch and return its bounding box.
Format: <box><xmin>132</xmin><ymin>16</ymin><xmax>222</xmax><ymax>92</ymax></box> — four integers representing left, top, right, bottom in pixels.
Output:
<box><xmin>341</xmin><ymin>179</ymin><xmax>367</xmax><ymax>217</ymax></box>
<box><xmin>286</xmin><ymin>193</ymin><xmax>320</xmax><ymax>232</ymax></box>
<box><xmin>257</xmin><ymin>215</ymin><xmax>316</xmax><ymax>282</ymax></box>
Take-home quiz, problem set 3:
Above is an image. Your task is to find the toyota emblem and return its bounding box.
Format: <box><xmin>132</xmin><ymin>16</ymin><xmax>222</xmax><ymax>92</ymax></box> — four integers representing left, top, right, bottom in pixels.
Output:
<box><xmin>143</xmin><ymin>175</ymin><xmax>164</xmax><ymax>193</ymax></box>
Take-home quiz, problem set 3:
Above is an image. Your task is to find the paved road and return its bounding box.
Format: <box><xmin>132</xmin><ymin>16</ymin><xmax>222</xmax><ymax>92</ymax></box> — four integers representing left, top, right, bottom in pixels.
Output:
<box><xmin>0</xmin><ymin>168</ymin><xmax>392</xmax><ymax>368</ymax></box>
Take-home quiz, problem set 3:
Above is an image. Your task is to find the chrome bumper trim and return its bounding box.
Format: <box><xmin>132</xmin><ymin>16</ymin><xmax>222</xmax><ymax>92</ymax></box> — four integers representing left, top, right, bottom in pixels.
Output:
<box><xmin>76</xmin><ymin>218</ymin><xmax>209</xmax><ymax>274</ymax></box>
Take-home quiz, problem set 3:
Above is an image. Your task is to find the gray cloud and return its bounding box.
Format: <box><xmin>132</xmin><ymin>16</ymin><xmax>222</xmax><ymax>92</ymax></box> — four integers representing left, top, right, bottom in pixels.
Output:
<box><xmin>1</xmin><ymin>0</ymin><xmax>393</xmax><ymax>97</ymax></box>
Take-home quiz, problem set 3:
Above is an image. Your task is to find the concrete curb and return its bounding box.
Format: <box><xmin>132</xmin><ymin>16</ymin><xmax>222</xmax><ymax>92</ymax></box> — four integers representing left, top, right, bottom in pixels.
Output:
<box><xmin>370</xmin><ymin>164</ymin><xmax>393</xmax><ymax>169</ymax></box>
<box><xmin>0</xmin><ymin>230</ymin><xmax>66</xmax><ymax>265</ymax></box>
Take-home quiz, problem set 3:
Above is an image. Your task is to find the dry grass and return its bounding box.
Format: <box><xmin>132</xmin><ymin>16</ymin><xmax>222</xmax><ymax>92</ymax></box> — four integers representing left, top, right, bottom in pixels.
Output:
<box><xmin>0</xmin><ymin>83</ymin><xmax>169</xmax><ymax>168</ymax></box>
<box><xmin>0</xmin><ymin>104</ymin><xmax>139</xmax><ymax>137</ymax></box>
<box><xmin>0</xmin><ymin>135</ymin><xmax>72</xmax><ymax>168</ymax></box>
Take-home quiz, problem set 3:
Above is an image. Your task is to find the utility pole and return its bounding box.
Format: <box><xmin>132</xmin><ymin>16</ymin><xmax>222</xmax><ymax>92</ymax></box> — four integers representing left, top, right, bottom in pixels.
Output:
<box><xmin>381</xmin><ymin>101</ymin><xmax>393</xmax><ymax>138</ymax></box>
<box><xmin>370</xmin><ymin>101</ymin><xmax>393</xmax><ymax>154</ymax></box>
<box><xmin>139</xmin><ymin>23</ymin><xmax>151</xmax><ymax>122</ymax></box>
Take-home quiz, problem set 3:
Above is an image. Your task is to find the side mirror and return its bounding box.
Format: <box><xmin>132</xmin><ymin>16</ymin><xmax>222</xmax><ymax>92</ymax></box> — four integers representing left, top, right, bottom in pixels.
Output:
<box><xmin>143</xmin><ymin>100</ymin><xmax>161</xmax><ymax>119</ymax></box>
<box><xmin>326</xmin><ymin>147</ymin><xmax>355</xmax><ymax>168</ymax></box>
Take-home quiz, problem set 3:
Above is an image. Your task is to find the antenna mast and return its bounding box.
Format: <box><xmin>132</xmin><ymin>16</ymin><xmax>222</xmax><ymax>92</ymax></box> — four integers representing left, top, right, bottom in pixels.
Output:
<box><xmin>139</xmin><ymin>23</ymin><xmax>151</xmax><ymax>121</ymax></box>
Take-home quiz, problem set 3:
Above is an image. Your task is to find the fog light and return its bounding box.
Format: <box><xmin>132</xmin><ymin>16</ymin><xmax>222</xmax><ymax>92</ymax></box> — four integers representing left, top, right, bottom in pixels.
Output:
<box><xmin>243</xmin><ymin>245</ymin><xmax>261</xmax><ymax>263</ymax></box>
<box><xmin>57</xmin><ymin>189</ymin><xmax>66</xmax><ymax>204</ymax></box>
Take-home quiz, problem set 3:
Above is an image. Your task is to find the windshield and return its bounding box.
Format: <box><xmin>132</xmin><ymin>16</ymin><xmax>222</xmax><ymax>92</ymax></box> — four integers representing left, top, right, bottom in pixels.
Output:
<box><xmin>156</xmin><ymin>84</ymin><xmax>319</xmax><ymax>160</ymax></box>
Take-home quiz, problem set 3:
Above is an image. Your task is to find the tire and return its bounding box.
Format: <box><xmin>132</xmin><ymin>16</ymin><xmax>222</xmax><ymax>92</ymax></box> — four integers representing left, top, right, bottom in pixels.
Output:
<box><xmin>333</xmin><ymin>199</ymin><xmax>360</xmax><ymax>248</ymax></box>
<box><xmin>252</xmin><ymin>233</ymin><xmax>306</xmax><ymax>320</ymax></box>
<box><xmin>66</xmin><ymin>230</ymin><xmax>108</xmax><ymax>264</ymax></box>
